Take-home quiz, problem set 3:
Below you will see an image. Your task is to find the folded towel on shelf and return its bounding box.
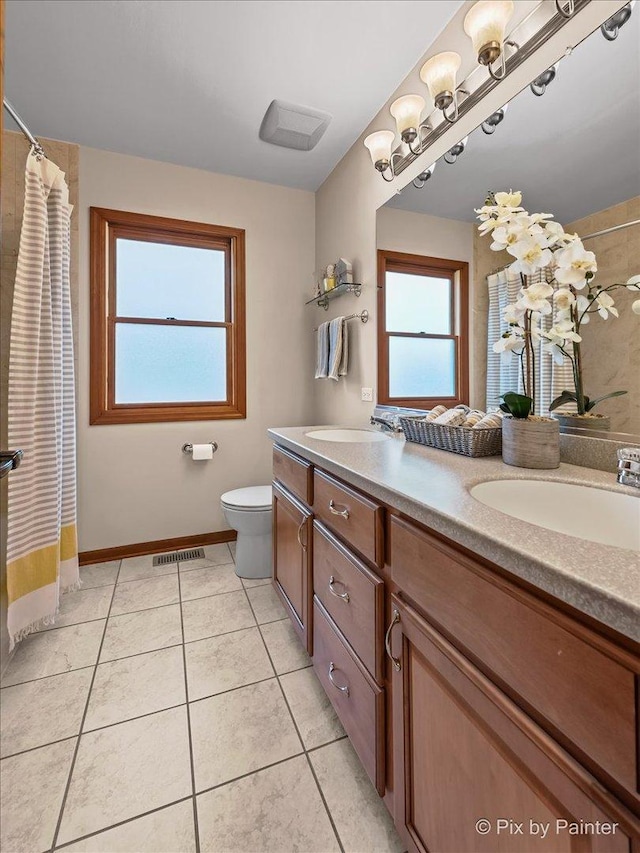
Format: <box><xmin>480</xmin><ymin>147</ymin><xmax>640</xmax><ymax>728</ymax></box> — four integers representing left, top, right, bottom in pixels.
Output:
<box><xmin>328</xmin><ymin>316</ymin><xmax>348</xmax><ymax>381</ymax></box>
<box><xmin>315</xmin><ymin>321</ymin><xmax>330</xmax><ymax>379</ymax></box>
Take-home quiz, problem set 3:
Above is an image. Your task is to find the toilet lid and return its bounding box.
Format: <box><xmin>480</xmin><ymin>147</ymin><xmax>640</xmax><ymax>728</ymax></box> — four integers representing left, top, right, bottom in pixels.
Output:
<box><xmin>221</xmin><ymin>485</ymin><xmax>272</xmax><ymax>510</ymax></box>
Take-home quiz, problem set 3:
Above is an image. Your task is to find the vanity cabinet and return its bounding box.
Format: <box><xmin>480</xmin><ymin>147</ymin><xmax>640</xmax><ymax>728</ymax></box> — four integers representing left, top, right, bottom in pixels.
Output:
<box><xmin>271</xmin><ymin>443</ymin><xmax>640</xmax><ymax>851</ymax></box>
<box><xmin>388</xmin><ymin>594</ymin><xmax>636</xmax><ymax>853</ymax></box>
<box><xmin>272</xmin><ymin>481</ymin><xmax>313</xmax><ymax>653</ymax></box>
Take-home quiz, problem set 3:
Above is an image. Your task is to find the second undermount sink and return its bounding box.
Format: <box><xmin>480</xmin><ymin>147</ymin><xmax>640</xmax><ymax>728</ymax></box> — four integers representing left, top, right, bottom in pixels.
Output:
<box><xmin>305</xmin><ymin>428</ymin><xmax>389</xmax><ymax>443</ymax></box>
<box><xmin>470</xmin><ymin>479</ymin><xmax>640</xmax><ymax>551</ymax></box>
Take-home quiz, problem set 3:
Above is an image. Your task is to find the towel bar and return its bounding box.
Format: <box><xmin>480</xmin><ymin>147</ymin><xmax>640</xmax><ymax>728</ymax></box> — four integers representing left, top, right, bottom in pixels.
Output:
<box><xmin>314</xmin><ymin>310</ymin><xmax>368</xmax><ymax>331</ymax></box>
<box><xmin>182</xmin><ymin>442</ymin><xmax>218</xmax><ymax>455</ymax></box>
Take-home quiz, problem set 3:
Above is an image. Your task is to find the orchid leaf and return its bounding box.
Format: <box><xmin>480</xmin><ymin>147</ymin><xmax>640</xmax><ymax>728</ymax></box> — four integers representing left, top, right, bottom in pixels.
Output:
<box><xmin>584</xmin><ymin>390</ymin><xmax>627</xmax><ymax>411</ymax></box>
<box><xmin>549</xmin><ymin>390</ymin><xmax>577</xmax><ymax>411</ymax></box>
<box><xmin>500</xmin><ymin>392</ymin><xmax>533</xmax><ymax>419</ymax></box>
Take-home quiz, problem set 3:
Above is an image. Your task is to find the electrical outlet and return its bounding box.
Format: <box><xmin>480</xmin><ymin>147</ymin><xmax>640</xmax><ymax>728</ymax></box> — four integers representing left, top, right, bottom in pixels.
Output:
<box><xmin>361</xmin><ymin>387</ymin><xmax>373</xmax><ymax>402</ymax></box>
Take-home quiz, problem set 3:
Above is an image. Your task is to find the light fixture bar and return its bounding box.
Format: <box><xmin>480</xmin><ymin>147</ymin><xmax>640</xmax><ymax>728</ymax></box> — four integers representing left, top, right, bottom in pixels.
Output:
<box><xmin>390</xmin><ymin>0</ymin><xmax>591</xmax><ymax>180</ymax></box>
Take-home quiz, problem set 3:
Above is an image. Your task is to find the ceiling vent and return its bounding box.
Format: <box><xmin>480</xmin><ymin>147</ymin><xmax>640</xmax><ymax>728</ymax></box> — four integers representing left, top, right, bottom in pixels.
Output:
<box><xmin>259</xmin><ymin>100</ymin><xmax>332</xmax><ymax>151</ymax></box>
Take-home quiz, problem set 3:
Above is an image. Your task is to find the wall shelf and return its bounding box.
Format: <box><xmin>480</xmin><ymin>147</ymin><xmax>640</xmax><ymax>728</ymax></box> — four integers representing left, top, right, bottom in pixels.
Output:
<box><xmin>306</xmin><ymin>282</ymin><xmax>362</xmax><ymax>310</ymax></box>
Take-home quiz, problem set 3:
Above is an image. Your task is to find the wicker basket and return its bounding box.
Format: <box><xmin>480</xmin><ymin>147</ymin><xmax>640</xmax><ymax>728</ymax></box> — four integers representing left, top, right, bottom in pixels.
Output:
<box><xmin>399</xmin><ymin>416</ymin><xmax>502</xmax><ymax>458</ymax></box>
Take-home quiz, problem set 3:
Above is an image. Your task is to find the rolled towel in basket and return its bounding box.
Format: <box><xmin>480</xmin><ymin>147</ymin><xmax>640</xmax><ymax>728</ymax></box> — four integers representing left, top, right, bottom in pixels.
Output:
<box><xmin>433</xmin><ymin>408</ymin><xmax>467</xmax><ymax>427</ymax></box>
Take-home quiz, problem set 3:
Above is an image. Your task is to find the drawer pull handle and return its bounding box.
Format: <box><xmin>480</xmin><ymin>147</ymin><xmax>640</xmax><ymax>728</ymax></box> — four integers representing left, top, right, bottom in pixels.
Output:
<box><xmin>328</xmin><ymin>576</ymin><xmax>350</xmax><ymax>603</ymax></box>
<box><xmin>296</xmin><ymin>519</ymin><xmax>307</xmax><ymax>552</ymax></box>
<box><xmin>329</xmin><ymin>500</ymin><xmax>350</xmax><ymax>520</ymax></box>
<box><xmin>385</xmin><ymin>609</ymin><xmax>402</xmax><ymax>672</ymax></box>
<box><xmin>328</xmin><ymin>662</ymin><xmax>350</xmax><ymax>696</ymax></box>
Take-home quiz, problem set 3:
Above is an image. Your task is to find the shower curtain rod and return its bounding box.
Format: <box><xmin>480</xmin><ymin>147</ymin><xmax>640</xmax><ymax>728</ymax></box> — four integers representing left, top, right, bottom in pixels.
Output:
<box><xmin>3</xmin><ymin>97</ymin><xmax>45</xmax><ymax>157</ymax></box>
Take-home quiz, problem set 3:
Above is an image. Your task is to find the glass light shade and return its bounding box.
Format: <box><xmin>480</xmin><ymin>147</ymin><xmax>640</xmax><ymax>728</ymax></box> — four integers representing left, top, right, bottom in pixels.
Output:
<box><xmin>420</xmin><ymin>52</ymin><xmax>462</xmax><ymax>103</ymax></box>
<box><xmin>389</xmin><ymin>95</ymin><xmax>426</xmax><ymax>135</ymax></box>
<box><xmin>364</xmin><ymin>130</ymin><xmax>395</xmax><ymax>167</ymax></box>
<box><xmin>464</xmin><ymin>1</ymin><xmax>514</xmax><ymax>56</ymax></box>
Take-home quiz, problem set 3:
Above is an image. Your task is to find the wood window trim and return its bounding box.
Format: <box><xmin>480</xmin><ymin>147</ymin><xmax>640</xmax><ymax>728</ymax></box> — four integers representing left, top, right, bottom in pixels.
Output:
<box><xmin>90</xmin><ymin>207</ymin><xmax>246</xmax><ymax>424</ymax></box>
<box><xmin>377</xmin><ymin>249</ymin><xmax>469</xmax><ymax>409</ymax></box>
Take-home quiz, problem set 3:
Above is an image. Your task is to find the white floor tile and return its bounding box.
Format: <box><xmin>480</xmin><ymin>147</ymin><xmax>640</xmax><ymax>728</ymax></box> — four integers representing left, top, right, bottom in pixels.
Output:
<box><xmin>310</xmin><ymin>739</ymin><xmax>404</xmax><ymax>853</ymax></box>
<box><xmin>197</xmin><ymin>756</ymin><xmax>340</xmax><ymax>853</ymax></box>
<box><xmin>179</xmin><ymin>542</ymin><xmax>234</xmax><ymax>572</ymax></box>
<box><xmin>39</xmin><ymin>585</ymin><xmax>113</xmax><ymax>631</ymax></box>
<box><xmin>185</xmin><ymin>627</ymin><xmax>273</xmax><ymax>701</ymax></box>
<box><xmin>190</xmin><ymin>679</ymin><xmax>302</xmax><ymax>791</ymax></box>
<box><xmin>118</xmin><ymin>555</ymin><xmax>177</xmax><ymax>584</ymax></box>
<box><xmin>84</xmin><ymin>645</ymin><xmax>185</xmax><ymax>731</ymax></box>
<box><xmin>80</xmin><ymin>561</ymin><xmax>120</xmax><ymax>589</ymax></box>
<box><xmin>61</xmin><ymin>800</ymin><xmax>196</xmax><ymax>853</ymax></box>
<box><xmin>280</xmin><ymin>667</ymin><xmax>344</xmax><ymax>749</ymax></box>
<box><xmin>179</xmin><ymin>564</ymin><xmax>242</xmax><ymax>601</ymax></box>
<box><xmin>246</xmin><ymin>584</ymin><xmax>287</xmax><ymax>624</ymax></box>
<box><xmin>111</xmin><ymin>574</ymin><xmax>179</xmax><ymax>616</ymax></box>
<box><xmin>241</xmin><ymin>575</ymin><xmax>272</xmax><ymax>588</ymax></box>
<box><xmin>58</xmin><ymin>706</ymin><xmax>192</xmax><ymax>845</ymax></box>
<box><xmin>260</xmin><ymin>618</ymin><xmax>310</xmax><ymax>675</ymax></box>
<box><xmin>0</xmin><ymin>738</ymin><xmax>76</xmax><ymax>853</ymax></box>
<box><xmin>100</xmin><ymin>605</ymin><xmax>182</xmax><ymax>662</ymax></box>
<box><xmin>1</xmin><ymin>621</ymin><xmax>105</xmax><ymax>687</ymax></box>
<box><xmin>181</xmin><ymin>590</ymin><xmax>254</xmax><ymax>643</ymax></box>
<box><xmin>0</xmin><ymin>668</ymin><xmax>92</xmax><ymax>758</ymax></box>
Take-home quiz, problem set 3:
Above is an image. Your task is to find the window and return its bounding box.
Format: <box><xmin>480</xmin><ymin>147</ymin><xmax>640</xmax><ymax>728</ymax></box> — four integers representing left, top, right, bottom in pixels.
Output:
<box><xmin>90</xmin><ymin>208</ymin><xmax>246</xmax><ymax>424</ymax></box>
<box><xmin>377</xmin><ymin>250</ymin><xmax>469</xmax><ymax>408</ymax></box>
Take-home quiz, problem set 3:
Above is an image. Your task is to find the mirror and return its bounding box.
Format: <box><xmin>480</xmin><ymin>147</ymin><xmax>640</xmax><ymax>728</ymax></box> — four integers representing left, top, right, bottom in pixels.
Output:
<box><xmin>376</xmin><ymin>13</ymin><xmax>640</xmax><ymax>439</ymax></box>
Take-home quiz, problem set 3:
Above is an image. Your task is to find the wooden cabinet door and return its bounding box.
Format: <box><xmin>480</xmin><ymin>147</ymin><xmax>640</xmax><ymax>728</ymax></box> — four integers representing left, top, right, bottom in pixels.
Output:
<box><xmin>272</xmin><ymin>482</ymin><xmax>313</xmax><ymax>654</ymax></box>
<box><xmin>388</xmin><ymin>594</ymin><xmax>639</xmax><ymax>853</ymax></box>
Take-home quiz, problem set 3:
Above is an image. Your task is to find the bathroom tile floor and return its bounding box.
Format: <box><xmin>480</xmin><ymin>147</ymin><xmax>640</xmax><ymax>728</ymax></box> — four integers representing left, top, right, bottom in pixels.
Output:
<box><xmin>0</xmin><ymin>543</ymin><xmax>403</xmax><ymax>853</ymax></box>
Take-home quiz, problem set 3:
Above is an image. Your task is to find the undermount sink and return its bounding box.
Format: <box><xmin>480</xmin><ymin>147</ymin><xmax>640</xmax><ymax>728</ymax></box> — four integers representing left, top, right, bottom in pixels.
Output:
<box><xmin>305</xmin><ymin>428</ymin><xmax>389</xmax><ymax>443</ymax></box>
<box><xmin>470</xmin><ymin>480</ymin><xmax>640</xmax><ymax>551</ymax></box>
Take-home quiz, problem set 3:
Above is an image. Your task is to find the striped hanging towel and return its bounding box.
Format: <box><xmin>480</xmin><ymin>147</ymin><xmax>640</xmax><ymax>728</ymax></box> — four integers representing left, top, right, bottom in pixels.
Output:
<box><xmin>6</xmin><ymin>151</ymin><xmax>79</xmax><ymax>649</ymax></box>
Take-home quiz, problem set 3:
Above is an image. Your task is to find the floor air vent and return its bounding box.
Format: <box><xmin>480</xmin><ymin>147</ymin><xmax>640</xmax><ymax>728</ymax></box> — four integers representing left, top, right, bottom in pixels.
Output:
<box><xmin>152</xmin><ymin>548</ymin><xmax>205</xmax><ymax>567</ymax></box>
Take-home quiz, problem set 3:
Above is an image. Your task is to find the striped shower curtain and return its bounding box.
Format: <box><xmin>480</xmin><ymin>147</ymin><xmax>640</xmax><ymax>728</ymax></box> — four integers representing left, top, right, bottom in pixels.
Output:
<box><xmin>486</xmin><ymin>267</ymin><xmax>574</xmax><ymax>416</ymax></box>
<box><xmin>6</xmin><ymin>151</ymin><xmax>79</xmax><ymax>649</ymax></box>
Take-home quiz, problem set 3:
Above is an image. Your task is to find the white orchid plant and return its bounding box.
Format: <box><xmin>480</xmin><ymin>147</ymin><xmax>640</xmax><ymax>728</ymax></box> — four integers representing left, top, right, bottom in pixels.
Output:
<box><xmin>476</xmin><ymin>190</ymin><xmax>640</xmax><ymax>418</ymax></box>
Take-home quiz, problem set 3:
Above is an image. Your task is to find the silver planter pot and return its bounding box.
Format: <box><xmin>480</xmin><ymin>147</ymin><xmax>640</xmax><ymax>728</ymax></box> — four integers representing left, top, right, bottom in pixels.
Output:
<box><xmin>551</xmin><ymin>412</ymin><xmax>611</xmax><ymax>431</ymax></box>
<box><xmin>502</xmin><ymin>417</ymin><xmax>560</xmax><ymax>469</ymax></box>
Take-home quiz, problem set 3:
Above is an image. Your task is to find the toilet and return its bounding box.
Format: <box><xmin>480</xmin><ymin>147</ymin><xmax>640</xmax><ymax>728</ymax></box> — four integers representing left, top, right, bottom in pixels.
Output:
<box><xmin>221</xmin><ymin>485</ymin><xmax>273</xmax><ymax>579</ymax></box>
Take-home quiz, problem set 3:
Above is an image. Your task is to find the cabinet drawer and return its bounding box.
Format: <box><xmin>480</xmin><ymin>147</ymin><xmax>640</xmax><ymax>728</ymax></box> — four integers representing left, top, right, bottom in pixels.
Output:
<box><xmin>390</xmin><ymin>515</ymin><xmax>639</xmax><ymax>799</ymax></box>
<box><xmin>313</xmin><ymin>470</ymin><xmax>383</xmax><ymax>567</ymax></box>
<box><xmin>313</xmin><ymin>598</ymin><xmax>385</xmax><ymax>794</ymax></box>
<box><xmin>313</xmin><ymin>522</ymin><xmax>384</xmax><ymax>682</ymax></box>
<box><xmin>273</xmin><ymin>445</ymin><xmax>313</xmax><ymax>506</ymax></box>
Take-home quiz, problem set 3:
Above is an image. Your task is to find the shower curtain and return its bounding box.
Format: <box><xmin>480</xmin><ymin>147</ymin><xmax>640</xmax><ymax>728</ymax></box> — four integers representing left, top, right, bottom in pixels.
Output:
<box><xmin>6</xmin><ymin>150</ymin><xmax>79</xmax><ymax>649</ymax></box>
<box><xmin>486</xmin><ymin>267</ymin><xmax>574</xmax><ymax>415</ymax></box>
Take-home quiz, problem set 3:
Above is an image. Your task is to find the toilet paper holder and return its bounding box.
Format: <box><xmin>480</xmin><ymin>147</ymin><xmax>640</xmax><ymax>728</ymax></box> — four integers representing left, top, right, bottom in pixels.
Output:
<box><xmin>182</xmin><ymin>441</ymin><xmax>219</xmax><ymax>455</ymax></box>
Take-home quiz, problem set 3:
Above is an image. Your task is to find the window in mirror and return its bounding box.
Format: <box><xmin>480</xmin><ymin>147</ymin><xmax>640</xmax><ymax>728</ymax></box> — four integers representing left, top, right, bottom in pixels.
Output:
<box><xmin>90</xmin><ymin>208</ymin><xmax>246</xmax><ymax>423</ymax></box>
<box><xmin>377</xmin><ymin>250</ymin><xmax>468</xmax><ymax>408</ymax></box>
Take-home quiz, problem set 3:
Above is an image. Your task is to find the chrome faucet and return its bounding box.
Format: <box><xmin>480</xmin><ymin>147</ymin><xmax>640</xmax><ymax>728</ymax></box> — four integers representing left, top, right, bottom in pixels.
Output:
<box><xmin>617</xmin><ymin>448</ymin><xmax>640</xmax><ymax>488</ymax></box>
<box><xmin>370</xmin><ymin>415</ymin><xmax>397</xmax><ymax>433</ymax></box>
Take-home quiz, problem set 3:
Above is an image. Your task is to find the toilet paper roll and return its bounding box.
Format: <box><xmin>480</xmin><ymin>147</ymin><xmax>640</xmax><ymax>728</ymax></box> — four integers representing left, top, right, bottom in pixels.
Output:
<box><xmin>192</xmin><ymin>443</ymin><xmax>214</xmax><ymax>460</ymax></box>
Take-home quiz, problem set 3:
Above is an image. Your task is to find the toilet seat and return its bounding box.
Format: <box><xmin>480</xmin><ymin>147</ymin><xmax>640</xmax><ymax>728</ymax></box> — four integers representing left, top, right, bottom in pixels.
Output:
<box><xmin>221</xmin><ymin>485</ymin><xmax>272</xmax><ymax>511</ymax></box>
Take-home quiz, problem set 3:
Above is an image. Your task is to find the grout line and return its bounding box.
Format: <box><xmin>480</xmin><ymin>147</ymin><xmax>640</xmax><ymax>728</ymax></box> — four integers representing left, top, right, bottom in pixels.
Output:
<box><xmin>244</xmin><ymin>587</ymin><xmax>346</xmax><ymax>853</ymax></box>
<box><xmin>176</xmin><ymin>564</ymin><xmax>201</xmax><ymax>853</ymax></box>
<box><xmin>1</xmin><ymin>663</ymin><xmax>96</xmax><ymax>691</ymax></box>
<box><xmin>53</xmin><ymin>796</ymin><xmax>194</xmax><ymax>851</ymax></box>
<box><xmin>50</xmin><ymin>558</ymin><xmax>123</xmax><ymax>851</ymax></box>
<box><xmin>194</xmin><ymin>750</ymin><xmax>306</xmax><ymax>799</ymax></box>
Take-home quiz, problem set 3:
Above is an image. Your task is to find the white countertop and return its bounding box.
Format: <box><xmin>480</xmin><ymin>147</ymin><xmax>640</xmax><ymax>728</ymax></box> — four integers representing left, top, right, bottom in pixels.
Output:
<box><xmin>268</xmin><ymin>425</ymin><xmax>640</xmax><ymax>644</ymax></box>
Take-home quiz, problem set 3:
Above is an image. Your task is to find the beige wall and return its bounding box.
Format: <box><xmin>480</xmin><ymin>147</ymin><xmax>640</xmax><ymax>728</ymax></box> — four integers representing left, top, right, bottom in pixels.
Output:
<box><xmin>568</xmin><ymin>197</ymin><xmax>640</xmax><ymax>434</ymax></box>
<box><xmin>313</xmin><ymin>1</ymin><xmax>623</xmax><ymax>426</ymax></box>
<box><xmin>77</xmin><ymin>147</ymin><xmax>315</xmax><ymax>551</ymax></box>
<box><xmin>1</xmin><ymin>131</ymin><xmax>79</xmax><ymax>672</ymax></box>
<box><xmin>376</xmin><ymin>206</ymin><xmax>476</xmax><ymax>404</ymax></box>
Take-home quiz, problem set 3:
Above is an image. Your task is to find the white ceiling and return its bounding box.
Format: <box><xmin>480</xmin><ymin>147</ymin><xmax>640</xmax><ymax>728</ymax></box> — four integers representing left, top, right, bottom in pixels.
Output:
<box><xmin>5</xmin><ymin>0</ymin><xmax>464</xmax><ymax>191</ymax></box>
<box><xmin>387</xmin><ymin>11</ymin><xmax>640</xmax><ymax>225</ymax></box>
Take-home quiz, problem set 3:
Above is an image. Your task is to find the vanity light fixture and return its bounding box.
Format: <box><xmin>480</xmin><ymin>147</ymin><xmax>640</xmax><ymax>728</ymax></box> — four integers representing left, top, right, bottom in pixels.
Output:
<box><xmin>481</xmin><ymin>103</ymin><xmax>508</xmax><ymax>134</ymax></box>
<box><xmin>601</xmin><ymin>1</ymin><xmax>635</xmax><ymax>40</ymax></box>
<box><xmin>363</xmin><ymin>130</ymin><xmax>398</xmax><ymax>181</ymax></box>
<box><xmin>420</xmin><ymin>52</ymin><xmax>467</xmax><ymax>123</ymax></box>
<box><xmin>464</xmin><ymin>0</ymin><xmax>517</xmax><ymax>81</ymax></box>
<box><xmin>555</xmin><ymin>0</ymin><xmax>575</xmax><ymax>18</ymax></box>
<box><xmin>412</xmin><ymin>162</ymin><xmax>436</xmax><ymax>189</ymax></box>
<box><xmin>530</xmin><ymin>62</ymin><xmax>559</xmax><ymax>96</ymax></box>
<box><xmin>444</xmin><ymin>136</ymin><xmax>468</xmax><ymax>164</ymax></box>
<box><xmin>389</xmin><ymin>94</ymin><xmax>430</xmax><ymax>154</ymax></box>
